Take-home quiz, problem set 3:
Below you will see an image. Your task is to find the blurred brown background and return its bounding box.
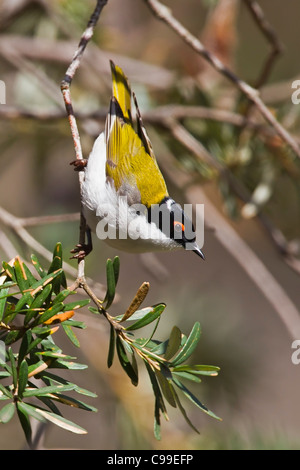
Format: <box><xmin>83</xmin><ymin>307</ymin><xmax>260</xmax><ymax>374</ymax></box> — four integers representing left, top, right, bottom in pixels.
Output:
<box><xmin>1</xmin><ymin>0</ymin><xmax>300</xmax><ymax>450</ymax></box>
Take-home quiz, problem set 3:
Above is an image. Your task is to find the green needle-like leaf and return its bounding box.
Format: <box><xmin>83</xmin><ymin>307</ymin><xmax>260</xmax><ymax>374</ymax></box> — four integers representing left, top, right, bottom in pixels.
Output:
<box><xmin>116</xmin><ymin>336</ymin><xmax>138</xmax><ymax>386</ymax></box>
<box><xmin>113</xmin><ymin>256</ymin><xmax>120</xmax><ymax>286</ymax></box>
<box><xmin>172</xmin><ymin>370</ymin><xmax>201</xmax><ymax>383</ymax></box>
<box><xmin>16</xmin><ymin>402</ymin><xmax>32</xmax><ymax>445</ymax></box>
<box><xmin>155</xmin><ymin>369</ymin><xmax>176</xmax><ymax>407</ymax></box>
<box><xmin>62</xmin><ymin>324</ymin><xmax>80</xmax><ymax>347</ymax></box>
<box><xmin>34</xmin><ymin>408</ymin><xmax>87</xmax><ymax>434</ymax></box>
<box><xmin>171</xmin><ymin>322</ymin><xmax>201</xmax><ymax>366</ymax></box>
<box><xmin>22</xmin><ymin>383</ymin><xmax>75</xmax><ymax>397</ymax></box>
<box><xmin>16</xmin><ymin>402</ymin><xmax>46</xmax><ymax>423</ymax></box>
<box><xmin>0</xmin><ymin>402</ymin><xmax>15</xmax><ymax>423</ymax></box>
<box><xmin>0</xmin><ymin>287</ymin><xmax>8</xmax><ymax>322</ymax></box>
<box><xmin>107</xmin><ymin>323</ymin><xmax>115</xmax><ymax>368</ymax></box>
<box><xmin>8</xmin><ymin>347</ymin><xmax>17</xmax><ymax>389</ymax></box>
<box><xmin>171</xmin><ymin>386</ymin><xmax>200</xmax><ymax>434</ymax></box>
<box><xmin>104</xmin><ymin>258</ymin><xmax>116</xmax><ymax>309</ymax></box>
<box><xmin>18</xmin><ymin>359</ymin><xmax>29</xmax><ymax>398</ymax></box>
<box><xmin>164</xmin><ymin>326</ymin><xmax>182</xmax><ymax>360</ymax></box>
<box><xmin>31</xmin><ymin>254</ymin><xmax>46</xmax><ymax>278</ymax></box>
<box><xmin>172</xmin><ymin>376</ymin><xmax>221</xmax><ymax>420</ymax></box>
<box><xmin>0</xmin><ymin>383</ymin><xmax>12</xmax><ymax>399</ymax></box>
<box><xmin>125</xmin><ymin>303</ymin><xmax>166</xmax><ymax>331</ymax></box>
<box><xmin>172</xmin><ymin>364</ymin><xmax>220</xmax><ymax>376</ymax></box>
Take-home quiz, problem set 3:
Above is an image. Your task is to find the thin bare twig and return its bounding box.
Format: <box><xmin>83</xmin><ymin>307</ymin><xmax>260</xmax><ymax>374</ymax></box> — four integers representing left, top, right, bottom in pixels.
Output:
<box><xmin>0</xmin><ymin>206</ymin><xmax>105</xmax><ymax>297</ymax></box>
<box><xmin>154</xmin><ymin>132</ymin><xmax>300</xmax><ymax>340</ymax></box>
<box><xmin>60</xmin><ymin>0</ymin><xmax>108</xmax><ymax>276</ymax></box>
<box><xmin>243</xmin><ymin>0</ymin><xmax>284</xmax><ymax>89</ymax></box>
<box><xmin>144</xmin><ymin>0</ymin><xmax>300</xmax><ymax>158</ymax></box>
<box><xmin>162</xmin><ymin>118</ymin><xmax>300</xmax><ymax>275</ymax></box>
<box><xmin>61</xmin><ymin>0</ymin><xmax>108</xmax><ymax>168</ymax></box>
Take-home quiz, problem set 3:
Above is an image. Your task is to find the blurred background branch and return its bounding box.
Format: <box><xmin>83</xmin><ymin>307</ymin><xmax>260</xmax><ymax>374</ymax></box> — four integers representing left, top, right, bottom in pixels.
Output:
<box><xmin>1</xmin><ymin>0</ymin><xmax>300</xmax><ymax>450</ymax></box>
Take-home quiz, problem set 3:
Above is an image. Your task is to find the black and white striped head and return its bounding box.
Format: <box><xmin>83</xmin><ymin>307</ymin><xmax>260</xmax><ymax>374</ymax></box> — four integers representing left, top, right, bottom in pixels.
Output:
<box><xmin>148</xmin><ymin>197</ymin><xmax>205</xmax><ymax>259</ymax></box>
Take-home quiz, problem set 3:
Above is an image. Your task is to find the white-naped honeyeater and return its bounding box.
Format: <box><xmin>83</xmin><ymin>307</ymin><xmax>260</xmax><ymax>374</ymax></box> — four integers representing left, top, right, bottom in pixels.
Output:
<box><xmin>79</xmin><ymin>61</ymin><xmax>204</xmax><ymax>259</ymax></box>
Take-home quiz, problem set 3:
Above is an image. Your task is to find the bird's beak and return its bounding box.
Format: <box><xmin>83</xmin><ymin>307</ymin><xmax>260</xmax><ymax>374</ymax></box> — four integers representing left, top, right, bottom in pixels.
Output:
<box><xmin>189</xmin><ymin>242</ymin><xmax>205</xmax><ymax>260</ymax></box>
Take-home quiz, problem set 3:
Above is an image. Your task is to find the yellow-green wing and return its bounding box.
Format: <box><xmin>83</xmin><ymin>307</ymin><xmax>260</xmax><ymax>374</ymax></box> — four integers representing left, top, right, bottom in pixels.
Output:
<box><xmin>106</xmin><ymin>62</ymin><xmax>168</xmax><ymax>207</ymax></box>
<box><xmin>106</xmin><ymin>107</ymin><xmax>168</xmax><ymax>207</ymax></box>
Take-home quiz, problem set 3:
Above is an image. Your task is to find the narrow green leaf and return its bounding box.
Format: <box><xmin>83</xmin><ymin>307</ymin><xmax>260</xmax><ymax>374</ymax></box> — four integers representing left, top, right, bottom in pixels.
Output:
<box><xmin>36</xmin><ymin>351</ymin><xmax>75</xmax><ymax>359</ymax></box>
<box><xmin>104</xmin><ymin>258</ymin><xmax>116</xmax><ymax>309</ymax></box>
<box><xmin>4</xmin><ymin>330</ymin><xmax>23</xmax><ymax>345</ymax></box>
<box><xmin>2</xmin><ymin>262</ymin><xmax>16</xmax><ymax>282</ymax></box>
<box><xmin>0</xmin><ymin>383</ymin><xmax>12</xmax><ymax>399</ymax></box>
<box><xmin>8</xmin><ymin>347</ymin><xmax>17</xmax><ymax>388</ymax></box>
<box><xmin>0</xmin><ymin>287</ymin><xmax>8</xmax><ymax>322</ymax></box>
<box><xmin>16</xmin><ymin>402</ymin><xmax>46</xmax><ymax>422</ymax></box>
<box><xmin>113</xmin><ymin>256</ymin><xmax>120</xmax><ymax>286</ymax></box>
<box><xmin>30</xmin><ymin>269</ymin><xmax>63</xmax><ymax>296</ymax></box>
<box><xmin>27</xmin><ymin>360</ymin><xmax>48</xmax><ymax>377</ymax></box>
<box><xmin>22</xmin><ymin>263</ymin><xmax>37</xmax><ymax>287</ymax></box>
<box><xmin>49</xmin><ymin>359</ymin><xmax>87</xmax><ymax>370</ymax></box>
<box><xmin>172</xmin><ymin>364</ymin><xmax>220</xmax><ymax>376</ymax></box>
<box><xmin>30</xmin><ymin>284</ymin><xmax>52</xmax><ymax>310</ymax></box>
<box><xmin>18</xmin><ymin>330</ymin><xmax>32</xmax><ymax>365</ymax></box>
<box><xmin>62</xmin><ymin>324</ymin><xmax>80</xmax><ymax>347</ymax></box>
<box><xmin>88</xmin><ymin>306</ymin><xmax>100</xmax><ymax>315</ymax></box>
<box><xmin>154</xmin><ymin>414</ymin><xmax>161</xmax><ymax>441</ymax></box>
<box><xmin>147</xmin><ymin>338</ymin><xmax>169</xmax><ymax>356</ymax></box>
<box><xmin>172</xmin><ymin>377</ymin><xmax>221</xmax><ymax>420</ymax></box>
<box><xmin>164</xmin><ymin>326</ymin><xmax>182</xmax><ymax>361</ymax></box>
<box><xmin>62</xmin><ymin>299</ymin><xmax>90</xmax><ymax>311</ymax></box>
<box><xmin>144</xmin><ymin>361</ymin><xmax>167</xmax><ymax>441</ymax></box>
<box><xmin>18</xmin><ymin>360</ymin><xmax>29</xmax><ymax>398</ymax></box>
<box><xmin>48</xmin><ymin>246</ymin><xmax>62</xmax><ymax>274</ymax></box>
<box><xmin>48</xmin><ymin>393</ymin><xmax>97</xmax><ymax>412</ymax></box>
<box><xmin>31</xmin><ymin>254</ymin><xmax>46</xmax><ymax>278</ymax></box>
<box><xmin>14</xmin><ymin>292</ymin><xmax>33</xmax><ymax>312</ymax></box>
<box><xmin>36</xmin><ymin>396</ymin><xmax>61</xmax><ymax>415</ymax></box>
<box><xmin>35</xmin><ymin>408</ymin><xmax>87</xmax><ymax>434</ymax></box>
<box><xmin>0</xmin><ymin>371</ymin><xmax>10</xmax><ymax>379</ymax></box>
<box><xmin>171</xmin><ymin>386</ymin><xmax>200</xmax><ymax>434</ymax></box>
<box><xmin>114</xmin><ymin>306</ymin><xmax>152</xmax><ymax>323</ymax></box>
<box><xmin>172</xmin><ymin>371</ymin><xmax>201</xmax><ymax>383</ymax></box>
<box><xmin>39</xmin><ymin>372</ymin><xmax>97</xmax><ymax>397</ymax></box>
<box><xmin>0</xmin><ymin>280</ymin><xmax>16</xmax><ymax>289</ymax></box>
<box><xmin>22</xmin><ymin>383</ymin><xmax>75</xmax><ymax>397</ymax></box>
<box><xmin>116</xmin><ymin>336</ymin><xmax>138</xmax><ymax>386</ymax></box>
<box><xmin>47</xmin><ymin>256</ymin><xmax>63</xmax><ymax>294</ymax></box>
<box><xmin>16</xmin><ymin>402</ymin><xmax>32</xmax><ymax>444</ymax></box>
<box><xmin>107</xmin><ymin>323</ymin><xmax>115</xmax><ymax>368</ymax></box>
<box><xmin>171</xmin><ymin>322</ymin><xmax>201</xmax><ymax>366</ymax></box>
<box><xmin>14</xmin><ymin>258</ymin><xmax>31</xmax><ymax>292</ymax></box>
<box><xmin>0</xmin><ymin>402</ymin><xmax>15</xmax><ymax>423</ymax></box>
<box><xmin>53</xmin><ymin>243</ymin><xmax>63</xmax><ymax>262</ymax></box>
<box><xmin>155</xmin><ymin>370</ymin><xmax>176</xmax><ymax>408</ymax></box>
<box><xmin>62</xmin><ymin>319</ymin><xmax>86</xmax><ymax>329</ymax></box>
<box><xmin>36</xmin><ymin>302</ymin><xmax>64</xmax><ymax>325</ymax></box>
<box><xmin>52</xmin><ymin>289</ymin><xmax>74</xmax><ymax>305</ymax></box>
<box><xmin>73</xmin><ymin>386</ymin><xmax>97</xmax><ymax>398</ymax></box>
<box><xmin>125</xmin><ymin>303</ymin><xmax>166</xmax><ymax>331</ymax></box>
<box><xmin>144</xmin><ymin>362</ymin><xmax>168</xmax><ymax>417</ymax></box>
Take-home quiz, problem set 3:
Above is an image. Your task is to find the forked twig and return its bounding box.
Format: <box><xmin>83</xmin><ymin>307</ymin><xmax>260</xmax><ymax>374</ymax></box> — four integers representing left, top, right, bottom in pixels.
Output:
<box><xmin>60</xmin><ymin>0</ymin><xmax>108</xmax><ymax>274</ymax></box>
<box><xmin>244</xmin><ymin>0</ymin><xmax>284</xmax><ymax>89</ymax></box>
<box><xmin>144</xmin><ymin>0</ymin><xmax>300</xmax><ymax>158</ymax></box>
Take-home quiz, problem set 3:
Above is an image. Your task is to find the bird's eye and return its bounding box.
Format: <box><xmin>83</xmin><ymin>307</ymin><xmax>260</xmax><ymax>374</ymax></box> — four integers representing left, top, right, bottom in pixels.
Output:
<box><xmin>174</xmin><ymin>221</ymin><xmax>184</xmax><ymax>232</ymax></box>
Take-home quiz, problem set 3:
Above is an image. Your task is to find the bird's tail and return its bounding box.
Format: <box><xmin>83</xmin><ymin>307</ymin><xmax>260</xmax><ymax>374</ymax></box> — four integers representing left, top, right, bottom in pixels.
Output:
<box><xmin>110</xmin><ymin>60</ymin><xmax>132</xmax><ymax>122</ymax></box>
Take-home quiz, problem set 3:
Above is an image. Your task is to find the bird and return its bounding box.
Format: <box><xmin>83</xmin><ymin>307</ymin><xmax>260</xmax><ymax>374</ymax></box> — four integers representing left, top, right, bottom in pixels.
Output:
<box><xmin>79</xmin><ymin>61</ymin><xmax>204</xmax><ymax>259</ymax></box>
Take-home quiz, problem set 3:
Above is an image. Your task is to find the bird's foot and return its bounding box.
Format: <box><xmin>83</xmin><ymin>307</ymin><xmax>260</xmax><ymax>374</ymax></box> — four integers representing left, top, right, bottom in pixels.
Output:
<box><xmin>70</xmin><ymin>159</ymin><xmax>87</xmax><ymax>171</ymax></box>
<box><xmin>70</xmin><ymin>243</ymin><xmax>92</xmax><ymax>260</ymax></box>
